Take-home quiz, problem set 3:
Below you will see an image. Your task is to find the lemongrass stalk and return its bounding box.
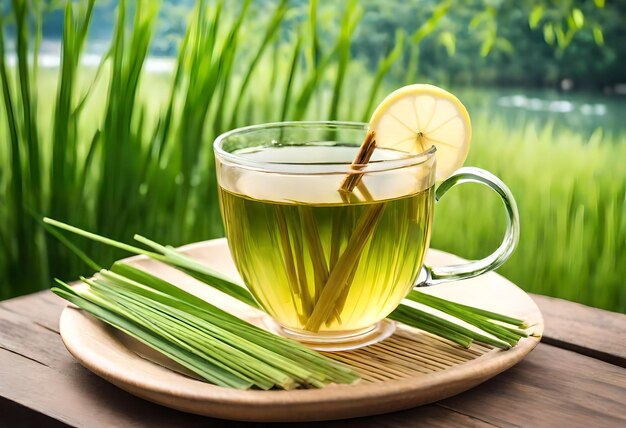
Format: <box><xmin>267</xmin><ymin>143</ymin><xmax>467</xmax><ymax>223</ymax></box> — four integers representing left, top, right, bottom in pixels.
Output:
<box><xmin>77</xmin><ymin>277</ymin><xmax>270</xmax><ymax>387</ymax></box>
<box><xmin>40</xmin><ymin>220</ymin><xmax>102</xmax><ymax>271</ymax></box>
<box><xmin>406</xmin><ymin>292</ymin><xmax>527</xmax><ymax>343</ymax></box>
<box><xmin>92</xmin><ymin>268</ymin><xmax>357</xmax><ymax>385</ymax></box>
<box><xmin>43</xmin><ymin>218</ymin><xmax>164</xmax><ymax>260</ymax></box>
<box><xmin>299</xmin><ymin>206</ymin><xmax>329</xmax><ymax>303</ymax></box>
<box><xmin>43</xmin><ymin>219</ymin><xmax>256</xmax><ymax>306</ymax></box>
<box><xmin>275</xmin><ymin>206</ymin><xmax>307</xmax><ymax>322</ymax></box>
<box><xmin>52</xmin><ymin>281</ymin><xmax>252</xmax><ymax>389</ymax></box>
<box><xmin>66</xmin><ymin>272</ymin><xmax>358</xmax><ymax>389</ymax></box>
<box><xmin>133</xmin><ymin>235</ymin><xmax>257</xmax><ymax>306</ymax></box>
<box><xmin>305</xmin><ymin>203</ymin><xmax>386</xmax><ymax>331</ymax></box>
<box><xmin>286</xmin><ymin>213</ymin><xmax>314</xmax><ymax>318</ymax></box>
<box><xmin>298</xmin><ymin>206</ymin><xmax>345</xmax><ymax>323</ymax></box>
<box><xmin>390</xmin><ymin>310</ymin><xmax>473</xmax><ymax>348</ymax></box>
<box><xmin>92</xmin><ymin>277</ymin><xmax>321</xmax><ymax>387</ymax></box>
<box><xmin>390</xmin><ymin>305</ymin><xmax>512</xmax><ymax>349</ymax></box>
<box><xmin>407</xmin><ymin>290</ymin><xmax>527</xmax><ymax>327</ymax></box>
<box><xmin>91</xmin><ymin>284</ymin><xmax>290</xmax><ymax>390</ymax></box>
<box><xmin>135</xmin><ymin>235</ymin><xmax>245</xmax><ymax>287</ymax></box>
<box><xmin>492</xmin><ymin>323</ymin><xmax>529</xmax><ymax>337</ymax></box>
<box><xmin>106</xmin><ymin>265</ymin><xmax>357</xmax><ymax>383</ymax></box>
<box><xmin>101</xmin><ymin>292</ymin><xmax>276</xmax><ymax>389</ymax></box>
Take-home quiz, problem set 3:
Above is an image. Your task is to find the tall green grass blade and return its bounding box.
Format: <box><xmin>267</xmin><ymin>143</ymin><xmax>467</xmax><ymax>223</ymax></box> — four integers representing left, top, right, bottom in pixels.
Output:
<box><xmin>228</xmin><ymin>0</ymin><xmax>288</xmax><ymax>128</ymax></box>
<box><xmin>31</xmin><ymin>1</ymin><xmax>42</xmax><ymax>88</ymax></box>
<box><xmin>0</xmin><ymin>11</ymin><xmax>35</xmax><ymax>297</ymax></box>
<box><xmin>280</xmin><ymin>33</ymin><xmax>302</xmax><ymax>121</ymax></box>
<box><xmin>361</xmin><ymin>29</ymin><xmax>405</xmax><ymax>122</ymax></box>
<box><xmin>12</xmin><ymin>0</ymin><xmax>42</xmax><ymax>209</ymax></box>
<box><xmin>171</xmin><ymin>0</ymin><xmax>250</xmax><ymax>238</ymax></box>
<box><xmin>404</xmin><ymin>0</ymin><xmax>450</xmax><ymax>83</ymax></box>
<box><xmin>78</xmin><ymin>129</ymin><xmax>101</xmax><ymax>195</ymax></box>
<box><xmin>0</xmin><ymin>4</ymin><xmax>47</xmax><ymax>295</ymax></box>
<box><xmin>411</xmin><ymin>0</ymin><xmax>450</xmax><ymax>44</ymax></box>
<box><xmin>150</xmin><ymin>0</ymin><xmax>198</xmax><ymax>163</ymax></box>
<box><xmin>51</xmin><ymin>0</ymin><xmax>95</xmax><ymax>228</ymax></box>
<box><xmin>328</xmin><ymin>0</ymin><xmax>362</xmax><ymax>120</ymax></box>
<box><xmin>308</xmin><ymin>0</ymin><xmax>320</xmax><ymax>70</ymax></box>
<box><xmin>210</xmin><ymin>23</ymin><xmax>239</xmax><ymax>136</ymax></box>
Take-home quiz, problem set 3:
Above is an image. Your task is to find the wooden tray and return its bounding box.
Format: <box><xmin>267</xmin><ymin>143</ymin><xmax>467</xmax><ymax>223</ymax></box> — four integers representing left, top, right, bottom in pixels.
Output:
<box><xmin>59</xmin><ymin>238</ymin><xmax>543</xmax><ymax>422</ymax></box>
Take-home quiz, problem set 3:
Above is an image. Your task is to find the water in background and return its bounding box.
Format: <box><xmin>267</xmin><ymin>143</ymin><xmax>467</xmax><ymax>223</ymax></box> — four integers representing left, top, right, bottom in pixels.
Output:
<box><xmin>458</xmin><ymin>88</ymin><xmax>625</xmax><ymax>139</ymax></box>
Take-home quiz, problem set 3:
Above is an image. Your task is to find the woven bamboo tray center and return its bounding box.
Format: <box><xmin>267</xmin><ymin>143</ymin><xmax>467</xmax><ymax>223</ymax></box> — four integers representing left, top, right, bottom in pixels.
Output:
<box><xmin>323</xmin><ymin>326</ymin><xmax>495</xmax><ymax>383</ymax></box>
<box><xmin>59</xmin><ymin>238</ymin><xmax>543</xmax><ymax>422</ymax></box>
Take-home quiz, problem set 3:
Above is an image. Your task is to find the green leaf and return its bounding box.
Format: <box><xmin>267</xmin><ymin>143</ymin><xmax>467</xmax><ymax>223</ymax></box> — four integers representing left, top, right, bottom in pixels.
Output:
<box><xmin>593</xmin><ymin>25</ymin><xmax>604</xmax><ymax>46</ymax></box>
<box><xmin>571</xmin><ymin>8</ymin><xmax>584</xmax><ymax>29</ymax></box>
<box><xmin>469</xmin><ymin>13</ymin><xmax>483</xmax><ymax>30</ymax></box>
<box><xmin>529</xmin><ymin>5</ymin><xmax>543</xmax><ymax>29</ymax></box>
<box><xmin>411</xmin><ymin>0</ymin><xmax>450</xmax><ymax>43</ymax></box>
<box><xmin>555</xmin><ymin>26</ymin><xmax>566</xmax><ymax>47</ymax></box>
<box><xmin>438</xmin><ymin>31</ymin><xmax>456</xmax><ymax>57</ymax></box>
<box><xmin>543</xmin><ymin>23</ymin><xmax>555</xmax><ymax>45</ymax></box>
<box><xmin>594</xmin><ymin>0</ymin><xmax>605</xmax><ymax>8</ymax></box>
<box><xmin>495</xmin><ymin>37</ymin><xmax>514</xmax><ymax>55</ymax></box>
<box><xmin>555</xmin><ymin>25</ymin><xmax>574</xmax><ymax>49</ymax></box>
<box><xmin>480</xmin><ymin>33</ymin><xmax>495</xmax><ymax>57</ymax></box>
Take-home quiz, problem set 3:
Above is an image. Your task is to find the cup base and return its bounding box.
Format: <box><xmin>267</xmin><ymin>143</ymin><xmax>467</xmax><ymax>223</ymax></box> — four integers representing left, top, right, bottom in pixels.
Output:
<box><xmin>271</xmin><ymin>319</ymin><xmax>396</xmax><ymax>352</ymax></box>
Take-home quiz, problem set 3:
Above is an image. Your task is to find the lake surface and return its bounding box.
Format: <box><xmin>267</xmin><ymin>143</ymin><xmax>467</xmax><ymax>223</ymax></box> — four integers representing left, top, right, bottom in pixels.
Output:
<box><xmin>458</xmin><ymin>88</ymin><xmax>625</xmax><ymax>138</ymax></box>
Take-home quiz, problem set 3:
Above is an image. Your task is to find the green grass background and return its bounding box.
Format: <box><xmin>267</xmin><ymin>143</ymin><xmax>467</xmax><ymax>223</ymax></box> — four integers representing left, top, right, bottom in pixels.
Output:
<box><xmin>1</xmin><ymin>0</ymin><xmax>624</xmax><ymax>314</ymax></box>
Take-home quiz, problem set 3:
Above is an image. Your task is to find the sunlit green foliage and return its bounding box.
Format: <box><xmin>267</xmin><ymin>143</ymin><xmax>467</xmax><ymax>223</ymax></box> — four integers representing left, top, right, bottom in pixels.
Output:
<box><xmin>0</xmin><ymin>0</ymin><xmax>624</xmax><ymax>315</ymax></box>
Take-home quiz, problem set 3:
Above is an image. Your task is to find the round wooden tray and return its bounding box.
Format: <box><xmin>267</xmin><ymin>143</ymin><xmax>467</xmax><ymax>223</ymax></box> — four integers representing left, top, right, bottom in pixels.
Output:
<box><xmin>59</xmin><ymin>238</ymin><xmax>543</xmax><ymax>422</ymax></box>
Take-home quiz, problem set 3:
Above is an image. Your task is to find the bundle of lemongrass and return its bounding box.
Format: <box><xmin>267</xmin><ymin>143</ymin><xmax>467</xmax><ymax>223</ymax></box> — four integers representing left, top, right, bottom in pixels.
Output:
<box><xmin>45</xmin><ymin>218</ymin><xmax>528</xmax><ymax>357</ymax></box>
<box><xmin>53</xmin><ymin>256</ymin><xmax>358</xmax><ymax>390</ymax></box>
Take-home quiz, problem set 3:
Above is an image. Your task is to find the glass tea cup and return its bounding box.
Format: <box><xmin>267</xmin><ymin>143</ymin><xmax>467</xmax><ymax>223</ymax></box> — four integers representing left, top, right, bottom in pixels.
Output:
<box><xmin>214</xmin><ymin>121</ymin><xmax>519</xmax><ymax>350</ymax></box>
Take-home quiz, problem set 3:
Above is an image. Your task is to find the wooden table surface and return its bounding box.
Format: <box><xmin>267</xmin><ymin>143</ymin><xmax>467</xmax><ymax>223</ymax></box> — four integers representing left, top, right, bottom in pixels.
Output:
<box><xmin>1</xmin><ymin>290</ymin><xmax>625</xmax><ymax>428</ymax></box>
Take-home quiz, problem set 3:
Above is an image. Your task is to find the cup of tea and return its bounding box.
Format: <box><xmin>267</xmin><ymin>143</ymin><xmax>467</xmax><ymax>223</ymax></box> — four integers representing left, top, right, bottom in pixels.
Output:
<box><xmin>214</xmin><ymin>121</ymin><xmax>519</xmax><ymax>350</ymax></box>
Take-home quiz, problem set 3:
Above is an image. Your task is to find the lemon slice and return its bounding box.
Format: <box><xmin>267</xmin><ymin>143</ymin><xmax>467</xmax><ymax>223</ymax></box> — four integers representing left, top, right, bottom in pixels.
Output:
<box><xmin>369</xmin><ymin>84</ymin><xmax>471</xmax><ymax>180</ymax></box>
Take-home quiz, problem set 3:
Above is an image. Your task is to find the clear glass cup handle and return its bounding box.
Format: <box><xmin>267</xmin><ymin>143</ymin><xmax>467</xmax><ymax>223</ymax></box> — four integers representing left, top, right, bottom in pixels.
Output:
<box><xmin>416</xmin><ymin>167</ymin><xmax>520</xmax><ymax>287</ymax></box>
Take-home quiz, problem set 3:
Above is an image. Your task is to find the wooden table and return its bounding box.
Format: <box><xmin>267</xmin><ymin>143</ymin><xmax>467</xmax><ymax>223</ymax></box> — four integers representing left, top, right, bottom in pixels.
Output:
<box><xmin>1</xmin><ymin>290</ymin><xmax>624</xmax><ymax>427</ymax></box>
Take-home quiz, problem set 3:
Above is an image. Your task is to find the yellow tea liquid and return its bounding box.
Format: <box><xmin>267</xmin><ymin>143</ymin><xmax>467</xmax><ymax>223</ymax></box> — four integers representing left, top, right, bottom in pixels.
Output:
<box><xmin>219</xmin><ymin>146</ymin><xmax>434</xmax><ymax>334</ymax></box>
